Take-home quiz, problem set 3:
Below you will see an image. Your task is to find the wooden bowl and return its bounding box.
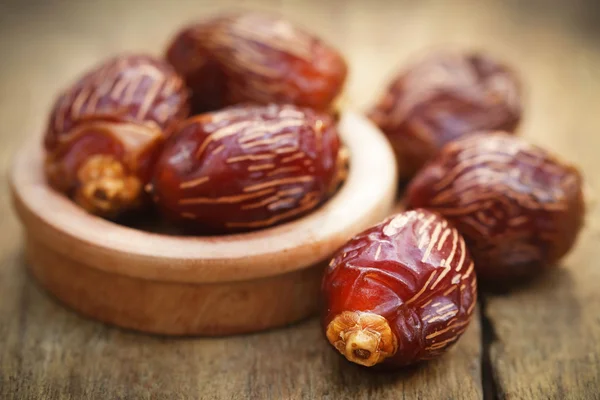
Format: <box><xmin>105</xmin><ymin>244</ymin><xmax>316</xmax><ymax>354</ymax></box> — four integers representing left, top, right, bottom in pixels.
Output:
<box><xmin>10</xmin><ymin>111</ymin><xmax>397</xmax><ymax>336</ymax></box>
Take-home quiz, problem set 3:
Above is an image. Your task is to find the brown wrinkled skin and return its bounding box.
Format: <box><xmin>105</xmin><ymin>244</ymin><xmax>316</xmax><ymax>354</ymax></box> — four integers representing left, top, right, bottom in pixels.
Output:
<box><xmin>152</xmin><ymin>104</ymin><xmax>346</xmax><ymax>232</ymax></box>
<box><xmin>44</xmin><ymin>54</ymin><xmax>190</xmax><ymax>217</ymax></box>
<box><xmin>406</xmin><ymin>133</ymin><xmax>585</xmax><ymax>283</ymax></box>
<box><xmin>369</xmin><ymin>51</ymin><xmax>522</xmax><ymax>179</ymax></box>
<box><xmin>45</xmin><ymin>54</ymin><xmax>190</xmax><ymax>149</ymax></box>
<box><xmin>322</xmin><ymin>209</ymin><xmax>477</xmax><ymax>368</ymax></box>
<box><xmin>165</xmin><ymin>22</ymin><xmax>228</xmax><ymax>113</ymax></box>
<box><xmin>165</xmin><ymin>13</ymin><xmax>347</xmax><ymax>111</ymax></box>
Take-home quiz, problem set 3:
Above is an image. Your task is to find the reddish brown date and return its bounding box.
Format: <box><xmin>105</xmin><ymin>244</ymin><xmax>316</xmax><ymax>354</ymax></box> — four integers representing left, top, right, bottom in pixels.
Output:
<box><xmin>46</xmin><ymin>54</ymin><xmax>189</xmax><ymax>149</ymax></box>
<box><xmin>406</xmin><ymin>132</ymin><xmax>585</xmax><ymax>283</ymax></box>
<box><xmin>45</xmin><ymin>120</ymin><xmax>163</xmax><ymax>217</ymax></box>
<box><xmin>44</xmin><ymin>54</ymin><xmax>190</xmax><ymax>218</ymax></box>
<box><xmin>165</xmin><ymin>13</ymin><xmax>347</xmax><ymax>111</ymax></box>
<box><xmin>369</xmin><ymin>51</ymin><xmax>522</xmax><ymax>179</ymax></box>
<box><xmin>152</xmin><ymin>104</ymin><xmax>347</xmax><ymax>232</ymax></box>
<box><xmin>322</xmin><ymin>209</ymin><xmax>477</xmax><ymax>368</ymax></box>
<box><xmin>165</xmin><ymin>22</ymin><xmax>228</xmax><ymax>113</ymax></box>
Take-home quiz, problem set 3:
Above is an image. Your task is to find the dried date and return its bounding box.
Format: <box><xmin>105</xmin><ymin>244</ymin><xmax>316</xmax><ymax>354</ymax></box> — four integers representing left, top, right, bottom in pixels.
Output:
<box><xmin>406</xmin><ymin>132</ymin><xmax>585</xmax><ymax>282</ymax></box>
<box><xmin>45</xmin><ymin>120</ymin><xmax>163</xmax><ymax>218</ymax></box>
<box><xmin>165</xmin><ymin>22</ymin><xmax>228</xmax><ymax>113</ymax></box>
<box><xmin>152</xmin><ymin>104</ymin><xmax>347</xmax><ymax>232</ymax></box>
<box><xmin>46</xmin><ymin>54</ymin><xmax>189</xmax><ymax>149</ymax></box>
<box><xmin>165</xmin><ymin>13</ymin><xmax>348</xmax><ymax>111</ymax></box>
<box><xmin>322</xmin><ymin>209</ymin><xmax>477</xmax><ymax>368</ymax></box>
<box><xmin>369</xmin><ymin>51</ymin><xmax>522</xmax><ymax>179</ymax></box>
<box><xmin>44</xmin><ymin>54</ymin><xmax>190</xmax><ymax>218</ymax></box>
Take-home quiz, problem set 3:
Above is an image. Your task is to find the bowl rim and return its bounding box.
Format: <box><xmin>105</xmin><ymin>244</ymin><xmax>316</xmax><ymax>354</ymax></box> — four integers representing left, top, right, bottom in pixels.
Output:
<box><xmin>11</xmin><ymin>111</ymin><xmax>398</xmax><ymax>283</ymax></box>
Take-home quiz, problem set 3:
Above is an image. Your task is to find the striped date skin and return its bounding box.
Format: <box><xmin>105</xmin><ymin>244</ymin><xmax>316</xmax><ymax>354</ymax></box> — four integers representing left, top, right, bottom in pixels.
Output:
<box><xmin>406</xmin><ymin>133</ymin><xmax>585</xmax><ymax>283</ymax></box>
<box><xmin>45</xmin><ymin>54</ymin><xmax>190</xmax><ymax>150</ymax></box>
<box><xmin>44</xmin><ymin>55</ymin><xmax>189</xmax><ymax>218</ymax></box>
<box><xmin>369</xmin><ymin>51</ymin><xmax>521</xmax><ymax>179</ymax></box>
<box><xmin>165</xmin><ymin>13</ymin><xmax>347</xmax><ymax>111</ymax></box>
<box><xmin>322</xmin><ymin>210</ymin><xmax>477</xmax><ymax>368</ymax></box>
<box><xmin>152</xmin><ymin>104</ymin><xmax>345</xmax><ymax>232</ymax></box>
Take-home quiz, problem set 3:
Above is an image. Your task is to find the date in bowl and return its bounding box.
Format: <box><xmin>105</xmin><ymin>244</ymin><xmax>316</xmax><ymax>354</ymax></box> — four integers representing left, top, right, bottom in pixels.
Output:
<box><xmin>10</xmin><ymin>111</ymin><xmax>397</xmax><ymax>336</ymax></box>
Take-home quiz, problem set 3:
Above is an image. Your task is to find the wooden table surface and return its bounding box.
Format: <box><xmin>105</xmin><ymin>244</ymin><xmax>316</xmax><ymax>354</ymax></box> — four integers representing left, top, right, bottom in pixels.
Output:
<box><xmin>1</xmin><ymin>0</ymin><xmax>600</xmax><ymax>398</ymax></box>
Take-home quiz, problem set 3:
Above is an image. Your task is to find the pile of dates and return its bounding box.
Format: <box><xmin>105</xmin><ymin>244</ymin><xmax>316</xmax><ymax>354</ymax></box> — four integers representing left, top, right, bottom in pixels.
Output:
<box><xmin>44</xmin><ymin>12</ymin><xmax>585</xmax><ymax>371</ymax></box>
<box><xmin>45</xmin><ymin>13</ymin><xmax>348</xmax><ymax>230</ymax></box>
<box><xmin>322</xmin><ymin>51</ymin><xmax>584</xmax><ymax>369</ymax></box>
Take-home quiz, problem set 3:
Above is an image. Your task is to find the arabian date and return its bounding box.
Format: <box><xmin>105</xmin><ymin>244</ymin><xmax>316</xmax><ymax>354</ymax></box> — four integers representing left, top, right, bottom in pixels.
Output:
<box><xmin>322</xmin><ymin>209</ymin><xmax>477</xmax><ymax>368</ymax></box>
<box><xmin>369</xmin><ymin>51</ymin><xmax>522</xmax><ymax>179</ymax></box>
<box><xmin>45</xmin><ymin>120</ymin><xmax>164</xmax><ymax>218</ymax></box>
<box><xmin>165</xmin><ymin>22</ymin><xmax>228</xmax><ymax>113</ymax></box>
<box><xmin>45</xmin><ymin>54</ymin><xmax>189</xmax><ymax>149</ymax></box>
<box><xmin>165</xmin><ymin>12</ymin><xmax>348</xmax><ymax>111</ymax></box>
<box><xmin>44</xmin><ymin>54</ymin><xmax>190</xmax><ymax>218</ymax></box>
<box><xmin>152</xmin><ymin>104</ymin><xmax>347</xmax><ymax>232</ymax></box>
<box><xmin>406</xmin><ymin>132</ymin><xmax>585</xmax><ymax>282</ymax></box>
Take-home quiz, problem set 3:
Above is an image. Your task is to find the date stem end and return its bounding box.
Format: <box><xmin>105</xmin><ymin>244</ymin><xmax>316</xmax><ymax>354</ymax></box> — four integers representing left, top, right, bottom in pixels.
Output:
<box><xmin>326</xmin><ymin>311</ymin><xmax>397</xmax><ymax>367</ymax></box>
<box><xmin>75</xmin><ymin>154</ymin><xmax>142</xmax><ymax>218</ymax></box>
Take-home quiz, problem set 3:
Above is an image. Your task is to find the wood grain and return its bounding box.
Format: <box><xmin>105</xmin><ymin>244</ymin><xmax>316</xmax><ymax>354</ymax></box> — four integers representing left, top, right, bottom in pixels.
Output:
<box><xmin>0</xmin><ymin>0</ymin><xmax>599</xmax><ymax>398</ymax></box>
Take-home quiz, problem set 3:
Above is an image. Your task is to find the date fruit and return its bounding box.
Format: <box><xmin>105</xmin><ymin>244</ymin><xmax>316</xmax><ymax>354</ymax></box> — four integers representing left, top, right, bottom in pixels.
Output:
<box><xmin>322</xmin><ymin>209</ymin><xmax>477</xmax><ymax>368</ymax></box>
<box><xmin>406</xmin><ymin>132</ymin><xmax>585</xmax><ymax>282</ymax></box>
<box><xmin>152</xmin><ymin>104</ymin><xmax>347</xmax><ymax>232</ymax></box>
<box><xmin>45</xmin><ymin>120</ymin><xmax>163</xmax><ymax>218</ymax></box>
<box><xmin>46</xmin><ymin>54</ymin><xmax>189</xmax><ymax>149</ymax></box>
<box><xmin>369</xmin><ymin>51</ymin><xmax>522</xmax><ymax>179</ymax></box>
<box><xmin>165</xmin><ymin>22</ymin><xmax>228</xmax><ymax>113</ymax></box>
<box><xmin>44</xmin><ymin>54</ymin><xmax>190</xmax><ymax>218</ymax></box>
<box><xmin>165</xmin><ymin>13</ymin><xmax>348</xmax><ymax>111</ymax></box>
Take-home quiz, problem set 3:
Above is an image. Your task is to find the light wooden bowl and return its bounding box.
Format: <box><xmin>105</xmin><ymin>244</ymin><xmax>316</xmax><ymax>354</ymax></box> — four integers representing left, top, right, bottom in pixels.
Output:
<box><xmin>10</xmin><ymin>112</ymin><xmax>397</xmax><ymax>336</ymax></box>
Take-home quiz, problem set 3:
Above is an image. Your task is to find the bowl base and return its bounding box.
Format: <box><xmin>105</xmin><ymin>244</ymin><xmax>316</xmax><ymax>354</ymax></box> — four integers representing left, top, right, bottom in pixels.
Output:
<box><xmin>26</xmin><ymin>236</ymin><xmax>324</xmax><ymax>336</ymax></box>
